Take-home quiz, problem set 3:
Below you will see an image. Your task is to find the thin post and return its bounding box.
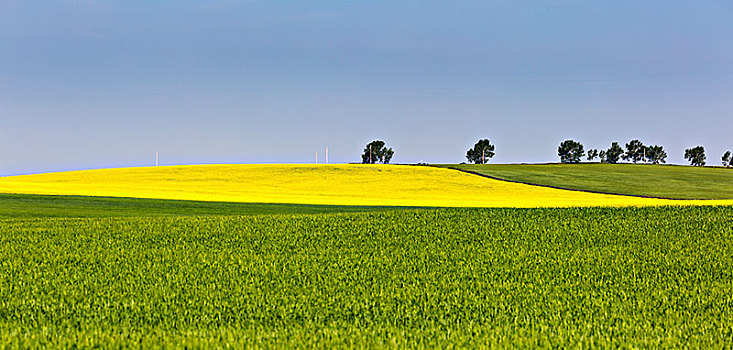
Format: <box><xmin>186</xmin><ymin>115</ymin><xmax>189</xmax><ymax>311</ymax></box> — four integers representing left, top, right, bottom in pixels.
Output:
<box><xmin>156</xmin><ymin>151</ymin><xmax>159</xmax><ymax>166</ymax></box>
<box><xmin>316</xmin><ymin>149</ymin><xmax>318</xmax><ymax>164</ymax></box>
<box><xmin>326</xmin><ymin>146</ymin><xmax>328</xmax><ymax>164</ymax></box>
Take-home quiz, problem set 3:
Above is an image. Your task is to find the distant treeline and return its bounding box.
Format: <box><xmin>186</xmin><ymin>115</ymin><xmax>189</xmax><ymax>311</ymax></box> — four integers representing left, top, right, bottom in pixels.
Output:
<box><xmin>555</xmin><ymin>139</ymin><xmax>729</xmax><ymax>167</ymax></box>
<box><xmin>360</xmin><ymin>139</ymin><xmax>732</xmax><ymax>167</ymax></box>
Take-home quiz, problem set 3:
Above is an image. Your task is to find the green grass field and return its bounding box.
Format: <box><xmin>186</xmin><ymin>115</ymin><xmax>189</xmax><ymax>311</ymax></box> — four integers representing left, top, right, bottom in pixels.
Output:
<box><xmin>440</xmin><ymin>163</ymin><xmax>733</xmax><ymax>200</ymax></box>
<box><xmin>2</xmin><ymin>204</ymin><xmax>733</xmax><ymax>347</ymax></box>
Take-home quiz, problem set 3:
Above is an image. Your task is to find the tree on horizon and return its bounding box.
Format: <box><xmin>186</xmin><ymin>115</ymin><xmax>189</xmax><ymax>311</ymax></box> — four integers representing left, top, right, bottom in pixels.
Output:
<box><xmin>604</xmin><ymin>142</ymin><xmax>624</xmax><ymax>164</ymax></box>
<box><xmin>557</xmin><ymin>140</ymin><xmax>585</xmax><ymax>164</ymax></box>
<box><xmin>466</xmin><ymin>139</ymin><xmax>496</xmax><ymax>164</ymax></box>
<box><xmin>361</xmin><ymin>140</ymin><xmax>394</xmax><ymax>164</ymax></box>
<box><xmin>684</xmin><ymin>146</ymin><xmax>706</xmax><ymax>166</ymax></box>
<box><xmin>722</xmin><ymin>150</ymin><xmax>731</xmax><ymax>167</ymax></box>
<box><xmin>623</xmin><ymin>139</ymin><xmax>645</xmax><ymax>163</ymax></box>
<box><xmin>645</xmin><ymin>145</ymin><xmax>667</xmax><ymax>164</ymax></box>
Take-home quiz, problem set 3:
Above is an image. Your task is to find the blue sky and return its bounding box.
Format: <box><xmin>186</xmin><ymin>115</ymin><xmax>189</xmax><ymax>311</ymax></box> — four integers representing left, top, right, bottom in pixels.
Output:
<box><xmin>2</xmin><ymin>1</ymin><xmax>732</xmax><ymax>175</ymax></box>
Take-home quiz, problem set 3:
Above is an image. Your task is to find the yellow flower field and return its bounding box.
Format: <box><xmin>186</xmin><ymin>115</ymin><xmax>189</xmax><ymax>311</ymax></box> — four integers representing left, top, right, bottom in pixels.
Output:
<box><xmin>0</xmin><ymin>164</ymin><xmax>731</xmax><ymax>208</ymax></box>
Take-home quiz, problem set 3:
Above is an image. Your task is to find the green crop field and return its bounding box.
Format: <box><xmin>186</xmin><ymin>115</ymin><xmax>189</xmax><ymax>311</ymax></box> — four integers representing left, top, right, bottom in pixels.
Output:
<box><xmin>439</xmin><ymin>163</ymin><xmax>733</xmax><ymax>200</ymax></box>
<box><xmin>2</xmin><ymin>204</ymin><xmax>733</xmax><ymax>347</ymax></box>
<box><xmin>0</xmin><ymin>193</ymin><xmax>411</xmax><ymax>218</ymax></box>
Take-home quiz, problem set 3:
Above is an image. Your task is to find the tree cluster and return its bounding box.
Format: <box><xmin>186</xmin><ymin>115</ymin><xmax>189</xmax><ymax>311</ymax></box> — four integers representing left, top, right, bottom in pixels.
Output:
<box><xmin>562</xmin><ymin>140</ymin><xmax>627</xmax><ymax>164</ymax></box>
<box><xmin>360</xmin><ymin>139</ymin><xmax>731</xmax><ymax>167</ymax></box>
<box><xmin>562</xmin><ymin>139</ymin><xmax>669</xmax><ymax>164</ymax></box>
<box><xmin>571</xmin><ymin>142</ymin><xmax>733</xmax><ymax>167</ymax></box>
<box><xmin>562</xmin><ymin>140</ymin><xmax>733</xmax><ymax>167</ymax></box>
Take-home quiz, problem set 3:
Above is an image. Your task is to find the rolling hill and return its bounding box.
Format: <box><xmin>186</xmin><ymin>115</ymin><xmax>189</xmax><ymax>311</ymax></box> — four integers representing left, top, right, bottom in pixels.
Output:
<box><xmin>440</xmin><ymin>163</ymin><xmax>733</xmax><ymax>200</ymax></box>
<box><xmin>1</xmin><ymin>164</ymin><xmax>732</xmax><ymax>208</ymax></box>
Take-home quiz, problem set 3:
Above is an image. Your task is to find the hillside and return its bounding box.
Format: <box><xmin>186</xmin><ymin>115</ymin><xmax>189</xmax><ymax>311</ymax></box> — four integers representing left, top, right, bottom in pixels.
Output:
<box><xmin>0</xmin><ymin>164</ymin><xmax>721</xmax><ymax>208</ymax></box>
<box><xmin>441</xmin><ymin>163</ymin><xmax>733</xmax><ymax>200</ymax></box>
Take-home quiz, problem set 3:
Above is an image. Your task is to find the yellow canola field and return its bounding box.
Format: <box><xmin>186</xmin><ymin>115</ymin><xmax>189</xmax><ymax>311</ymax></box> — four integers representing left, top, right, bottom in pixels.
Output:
<box><xmin>1</xmin><ymin>164</ymin><xmax>731</xmax><ymax>208</ymax></box>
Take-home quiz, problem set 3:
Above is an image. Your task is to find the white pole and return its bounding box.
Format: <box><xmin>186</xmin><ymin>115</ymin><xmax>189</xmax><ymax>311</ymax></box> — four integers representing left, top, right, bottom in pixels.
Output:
<box><xmin>316</xmin><ymin>149</ymin><xmax>318</xmax><ymax>164</ymax></box>
<box><xmin>326</xmin><ymin>146</ymin><xmax>328</xmax><ymax>164</ymax></box>
<box><xmin>156</xmin><ymin>151</ymin><xmax>159</xmax><ymax>166</ymax></box>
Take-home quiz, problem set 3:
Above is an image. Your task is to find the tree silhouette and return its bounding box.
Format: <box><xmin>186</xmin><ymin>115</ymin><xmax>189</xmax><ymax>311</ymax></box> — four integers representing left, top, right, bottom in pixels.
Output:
<box><xmin>684</xmin><ymin>146</ymin><xmax>706</xmax><ymax>166</ymax></box>
<box><xmin>466</xmin><ymin>139</ymin><xmax>496</xmax><ymax>164</ymax></box>
<box><xmin>622</xmin><ymin>139</ymin><xmax>645</xmax><ymax>163</ymax></box>
<box><xmin>361</xmin><ymin>140</ymin><xmax>394</xmax><ymax>164</ymax></box>
<box><xmin>557</xmin><ymin>140</ymin><xmax>585</xmax><ymax>164</ymax></box>
<box><xmin>605</xmin><ymin>142</ymin><xmax>624</xmax><ymax>164</ymax></box>
<box><xmin>644</xmin><ymin>145</ymin><xmax>667</xmax><ymax>165</ymax></box>
<box><xmin>722</xmin><ymin>150</ymin><xmax>731</xmax><ymax>167</ymax></box>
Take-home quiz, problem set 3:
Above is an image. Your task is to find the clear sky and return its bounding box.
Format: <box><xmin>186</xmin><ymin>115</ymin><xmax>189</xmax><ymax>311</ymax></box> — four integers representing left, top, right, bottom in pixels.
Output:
<box><xmin>2</xmin><ymin>1</ymin><xmax>732</xmax><ymax>175</ymax></box>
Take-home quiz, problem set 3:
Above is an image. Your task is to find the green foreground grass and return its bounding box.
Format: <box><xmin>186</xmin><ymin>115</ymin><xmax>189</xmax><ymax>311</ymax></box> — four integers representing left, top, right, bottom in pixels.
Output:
<box><xmin>2</xmin><ymin>206</ymin><xmax>732</xmax><ymax>347</ymax></box>
<box><xmin>439</xmin><ymin>163</ymin><xmax>733</xmax><ymax>200</ymax></box>
<box><xmin>0</xmin><ymin>193</ymin><xmax>411</xmax><ymax>218</ymax></box>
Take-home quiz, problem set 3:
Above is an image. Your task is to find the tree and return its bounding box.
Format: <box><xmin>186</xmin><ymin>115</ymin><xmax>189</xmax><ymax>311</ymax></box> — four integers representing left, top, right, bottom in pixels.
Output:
<box><xmin>587</xmin><ymin>149</ymin><xmax>599</xmax><ymax>161</ymax></box>
<box><xmin>684</xmin><ymin>146</ymin><xmax>706</xmax><ymax>166</ymax></box>
<box><xmin>644</xmin><ymin>145</ymin><xmax>667</xmax><ymax>165</ymax></box>
<box><xmin>466</xmin><ymin>139</ymin><xmax>495</xmax><ymax>164</ymax></box>
<box><xmin>622</xmin><ymin>139</ymin><xmax>645</xmax><ymax>163</ymax></box>
<box><xmin>722</xmin><ymin>150</ymin><xmax>732</xmax><ymax>167</ymax></box>
<box><xmin>361</xmin><ymin>140</ymin><xmax>394</xmax><ymax>164</ymax></box>
<box><xmin>557</xmin><ymin>140</ymin><xmax>585</xmax><ymax>164</ymax></box>
<box><xmin>605</xmin><ymin>142</ymin><xmax>624</xmax><ymax>164</ymax></box>
<box><xmin>599</xmin><ymin>150</ymin><xmax>607</xmax><ymax>163</ymax></box>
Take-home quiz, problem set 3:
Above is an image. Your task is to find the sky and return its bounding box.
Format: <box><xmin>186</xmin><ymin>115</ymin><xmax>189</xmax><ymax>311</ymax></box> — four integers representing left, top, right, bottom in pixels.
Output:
<box><xmin>2</xmin><ymin>0</ymin><xmax>732</xmax><ymax>175</ymax></box>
